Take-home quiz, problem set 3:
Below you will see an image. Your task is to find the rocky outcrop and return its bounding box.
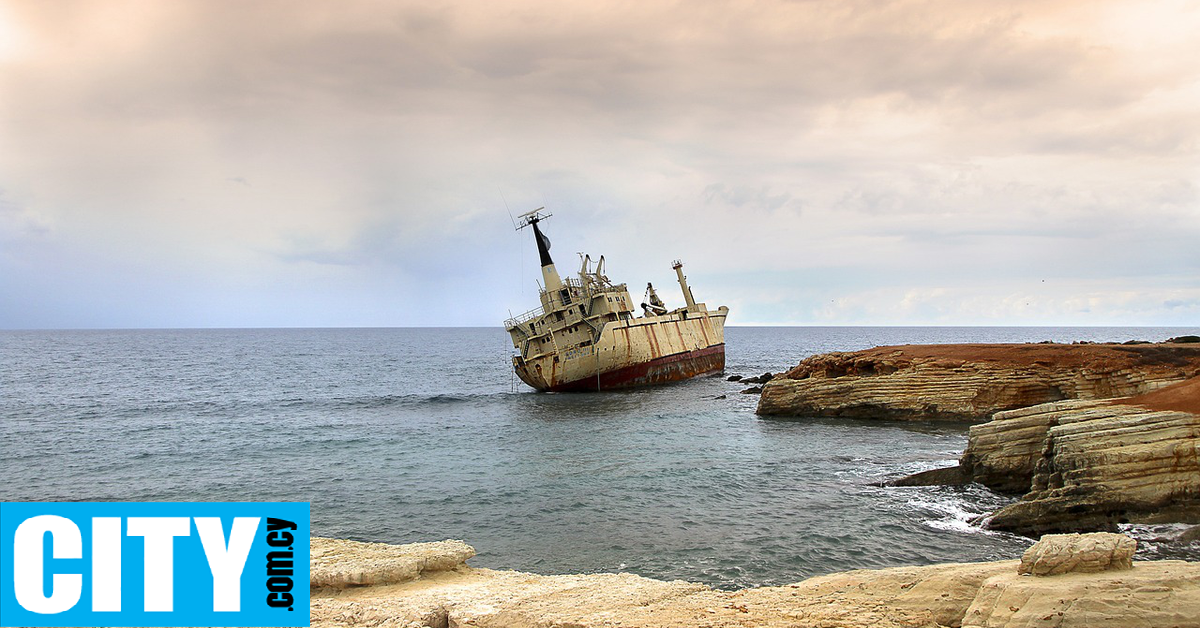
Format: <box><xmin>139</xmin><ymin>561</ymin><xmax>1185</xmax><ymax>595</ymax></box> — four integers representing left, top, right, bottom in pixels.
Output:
<box><xmin>982</xmin><ymin>401</ymin><xmax>1199</xmax><ymax>535</ymax></box>
<box><xmin>962</xmin><ymin>399</ymin><xmax>1129</xmax><ymax>494</ymax></box>
<box><xmin>310</xmin><ymin>536</ymin><xmax>1200</xmax><ymax>628</ymax></box>
<box><xmin>897</xmin><ymin>377</ymin><xmax>1200</xmax><ymax>536</ymax></box>
<box><xmin>310</xmin><ymin>538</ymin><xmax>475</xmax><ymax>589</ymax></box>
<box><xmin>757</xmin><ymin>343</ymin><xmax>1200</xmax><ymax>421</ymax></box>
<box><xmin>1017</xmin><ymin>533</ymin><xmax>1135</xmax><ymax>576</ymax></box>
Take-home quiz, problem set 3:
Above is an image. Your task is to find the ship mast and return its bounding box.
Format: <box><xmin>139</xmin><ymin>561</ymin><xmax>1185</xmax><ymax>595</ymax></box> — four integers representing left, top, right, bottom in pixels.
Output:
<box><xmin>516</xmin><ymin>208</ymin><xmax>563</xmax><ymax>293</ymax></box>
<box><xmin>673</xmin><ymin>260</ymin><xmax>697</xmax><ymax>310</ymax></box>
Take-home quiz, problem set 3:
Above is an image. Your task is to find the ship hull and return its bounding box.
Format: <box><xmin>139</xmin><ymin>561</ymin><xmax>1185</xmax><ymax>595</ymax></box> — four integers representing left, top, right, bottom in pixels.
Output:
<box><xmin>545</xmin><ymin>344</ymin><xmax>724</xmax><ymax>392</ymax></box>
<box><xmin>512</xmin><ymin>308</ymin><xmax>727</xmax><ymax>392</ymax></box>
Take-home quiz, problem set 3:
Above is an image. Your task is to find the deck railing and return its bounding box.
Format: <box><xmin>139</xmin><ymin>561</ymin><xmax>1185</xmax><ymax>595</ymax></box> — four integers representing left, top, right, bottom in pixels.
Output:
<box><xmin>504</xmin><ymin>305</ymin><xmax>544</xmax><ymax>330</ymax></box>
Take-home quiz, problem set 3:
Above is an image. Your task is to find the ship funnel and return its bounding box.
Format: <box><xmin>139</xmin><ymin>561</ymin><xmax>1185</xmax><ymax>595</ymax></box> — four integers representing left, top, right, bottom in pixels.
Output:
<box><xmin>673</xmin><ymin>260</ymin><xmax>696</xmax><ymax>309</ymax></box>
<box><xmin>516</xmin><ymin>208</ymin><xmax>563</xmax><ymax>292</ymax></box>
<box><xmin>530</xmin><ymin>219</ymin><xmax>563</xmax><ymax>292</ymax></box>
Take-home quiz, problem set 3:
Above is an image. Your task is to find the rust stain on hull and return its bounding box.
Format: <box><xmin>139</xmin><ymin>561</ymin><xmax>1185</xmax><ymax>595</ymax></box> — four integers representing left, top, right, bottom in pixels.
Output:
<box><xmin>546</xmin><ymin>344</ymin><xmax>725</xmax><ymax>392</ymax></box>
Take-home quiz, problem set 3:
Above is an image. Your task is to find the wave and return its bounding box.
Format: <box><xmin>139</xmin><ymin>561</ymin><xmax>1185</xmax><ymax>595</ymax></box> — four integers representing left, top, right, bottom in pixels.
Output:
<box><xmin>281</xmin><ymin>391</ymin><xmax>516</xmax><ymax>411</ymax></box>
<box><xmin>907</xmin><ymin>495</ymin><xmax>996</xmax><ymax>535</ymax></box>
<box><xmin>1119</xmin><ymin>523</ymin><xmax>1200</xmax><ymax>561</ymax></box>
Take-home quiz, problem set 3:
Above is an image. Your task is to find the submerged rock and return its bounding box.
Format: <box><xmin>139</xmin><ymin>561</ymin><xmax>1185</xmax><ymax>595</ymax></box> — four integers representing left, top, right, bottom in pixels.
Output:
<box><xmin>740</xmin><ymin>372</ymin><xmax>775</xmax><ymax>385</ymax></box>
<box><xmin>887</xmin><ymin>465</ymin><xmax>969</xmax><ymax>487</ymax></box>
<box><xmin>1176</xmin><ymin>525</ymin><xmax>1200</xmax><ymax>543</ymax></box>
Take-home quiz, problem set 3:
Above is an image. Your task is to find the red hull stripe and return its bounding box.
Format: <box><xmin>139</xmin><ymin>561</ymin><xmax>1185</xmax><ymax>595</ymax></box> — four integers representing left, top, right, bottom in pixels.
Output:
<box><xmin>546</xmin><ymin>344</ymin><xmax>725</xmax><ymax>392</ymax></box>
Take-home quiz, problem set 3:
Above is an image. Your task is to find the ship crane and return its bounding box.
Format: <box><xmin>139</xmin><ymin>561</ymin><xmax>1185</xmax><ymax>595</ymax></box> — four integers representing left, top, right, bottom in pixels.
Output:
<box><xmin>641</xmin><ymin>283</ymin><xmax>669</xmax><ymax>316</ymax></box>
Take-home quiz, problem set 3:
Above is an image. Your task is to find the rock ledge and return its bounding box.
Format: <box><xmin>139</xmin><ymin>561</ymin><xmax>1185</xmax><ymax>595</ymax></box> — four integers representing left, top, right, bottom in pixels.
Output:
<box><xmin>758</xmin><ymin>343</ymin><xmax>1200</xmax><ymax>421</ymax></box>
<box><xmin>309</xmin><ymin>536</ymin><xmax>1200</xmax><ymax>628</ymax></box>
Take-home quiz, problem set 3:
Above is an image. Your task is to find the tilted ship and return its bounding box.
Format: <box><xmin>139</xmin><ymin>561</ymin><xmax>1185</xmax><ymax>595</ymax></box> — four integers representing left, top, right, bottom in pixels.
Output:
<box><xmin>504</xmin><ymin>209</ymin><xmax>728</xmax><ymax>392</ymax></box>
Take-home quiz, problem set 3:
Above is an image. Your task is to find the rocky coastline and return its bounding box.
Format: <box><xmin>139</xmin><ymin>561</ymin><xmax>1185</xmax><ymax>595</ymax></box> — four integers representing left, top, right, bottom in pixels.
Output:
<box><xmin>751</xmin><ymin>341</ymin><xmax>1200</xmax><ymax>537</ymax></box>
<box><xmin>900</xmin><ymin>376</ymin><xmax>1200</xmax><ymax>536</ymax></box>
<box><xmin>307</xmin><ymin>341</ymin><xmax>1200</xmax><ymax>626</ymax></box>
<box><xmin>755</xmin><ymin>342</ymin><xmax>1200</xmax><ymax>421</ymax></box>
<box><xmin>310</xmin><ymin>534</ymin><xmax>1200</xmax><ymax>627</ymax></box>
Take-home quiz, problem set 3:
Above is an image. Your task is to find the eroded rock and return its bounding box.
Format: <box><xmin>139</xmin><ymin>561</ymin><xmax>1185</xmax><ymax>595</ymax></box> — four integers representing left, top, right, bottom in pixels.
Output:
<box><xmin>310</xmin><ymin>537</ymin><xmax>475</xmax><ymax>589</ymax></box>
<box><xmin>980</xmin><ymin>399</ymin><xmax>1200</xmax><ymax>536</ymax></box>
<box><xmin>888</xmin><ymin>377</ymin><xmax>1200</xmax><ymax>535</ymax></box>
<box><xmin>1017</xmin><ymin>533</ymin><xmax>1135</xmax><ymax>576</ymax></box>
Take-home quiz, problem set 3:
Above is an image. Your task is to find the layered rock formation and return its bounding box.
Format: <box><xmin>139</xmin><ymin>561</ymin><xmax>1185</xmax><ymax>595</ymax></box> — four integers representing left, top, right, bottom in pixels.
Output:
<box><xmin>309</xmin><ymin>535</ymin><xmax>1200</xmax><ymax>628</ymax></box>
<box><xmin>311</xmin><ymin>538</ymin><xmax>476</xmax><ymax>589</ymax></box>
<box><xmin>757</xmin><ymin>343</ymin><xmax>1200</xmax><ymax>421</ymax></box>
<box><xmin>899</xmin><ymin>377</ymin><xmax>1200</xmax><ymax>536</ymax></box>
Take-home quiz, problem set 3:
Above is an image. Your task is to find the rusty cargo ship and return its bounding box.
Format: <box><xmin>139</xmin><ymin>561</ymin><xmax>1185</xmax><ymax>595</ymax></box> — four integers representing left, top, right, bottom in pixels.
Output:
<box><xmin>504</xmin><ymin>209</ymin><xmax>728</xmax><ymax>392</ymax></box>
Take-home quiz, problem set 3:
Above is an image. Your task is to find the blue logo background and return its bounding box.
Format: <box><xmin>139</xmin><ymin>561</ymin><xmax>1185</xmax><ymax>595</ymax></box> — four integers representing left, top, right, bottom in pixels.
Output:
<box><xmin>0</xmin><ymin>502</ymin><xmax>309</xmax><ymax>627</ymax></box>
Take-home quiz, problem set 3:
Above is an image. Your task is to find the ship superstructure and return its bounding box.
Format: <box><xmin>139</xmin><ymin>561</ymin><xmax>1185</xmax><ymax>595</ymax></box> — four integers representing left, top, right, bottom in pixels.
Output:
<box><xmin>504</xmin><ymin>209</ymin><xmax>728</xmax><ymax>391</ymax></box>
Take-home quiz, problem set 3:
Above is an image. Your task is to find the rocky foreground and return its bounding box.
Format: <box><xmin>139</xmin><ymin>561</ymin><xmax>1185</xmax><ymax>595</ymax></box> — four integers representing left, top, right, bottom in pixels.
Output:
<box><xmin>756</xmin><ymin>343</ymin><xmax>1200</xmax><ymax>421</ymax></box>
<box><xmin>310</xmin><ymin>534</ymin><xmax>1200</xmax><ymax>628</ymax></box>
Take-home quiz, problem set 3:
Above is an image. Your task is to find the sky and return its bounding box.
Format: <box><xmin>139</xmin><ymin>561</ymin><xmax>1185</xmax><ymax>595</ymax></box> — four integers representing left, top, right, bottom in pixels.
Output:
<box><xmin>1</xmin><ymin>0</ymin><xmax>1198</xmax><ymax>328</ymax></box>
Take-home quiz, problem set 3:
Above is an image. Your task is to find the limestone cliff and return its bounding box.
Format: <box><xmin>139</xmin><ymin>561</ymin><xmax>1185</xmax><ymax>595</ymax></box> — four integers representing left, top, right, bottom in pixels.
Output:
<box><xmin>982</xmin><ymin>405</ymin><xmax>1200</xmax><ymax>535</ymax></box>
<box><xmin>900</xmin><ymin>377</ymin><xmax>1200</xmax><ymax>536</ymax></box>
<box><xmin>309</xmin><ymin>535</ymin><xmax>1200</xmax><ymax>628</ymax></box>
<box><xmin>757</xmin><ymin>343</ymin><xmax>1200</xmax><ymax>421</ymax></box>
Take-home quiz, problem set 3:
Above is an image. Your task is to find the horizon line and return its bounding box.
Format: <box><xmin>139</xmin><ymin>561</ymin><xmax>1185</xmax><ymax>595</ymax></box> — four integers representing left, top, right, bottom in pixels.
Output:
<box><xmin>3</xmin><ymin>324</ymin><xmax>1198</xmax><ymax>333</ymax></box>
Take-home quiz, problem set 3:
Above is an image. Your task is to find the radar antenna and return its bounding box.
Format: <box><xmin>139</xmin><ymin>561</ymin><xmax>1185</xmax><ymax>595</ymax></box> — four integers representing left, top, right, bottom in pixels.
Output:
<box><xmin>515</xmin><ymin>207</ymin><xmax>552</xmax><ymax>230</ymax></box>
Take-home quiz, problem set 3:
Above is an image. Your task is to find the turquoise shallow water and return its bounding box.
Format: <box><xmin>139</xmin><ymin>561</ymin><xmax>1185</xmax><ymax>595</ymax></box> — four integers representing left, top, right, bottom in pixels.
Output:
<box><xmin>2</xmin><ymin>326</ymin><xmax>1197</xmax><ymax>589</ymax></box>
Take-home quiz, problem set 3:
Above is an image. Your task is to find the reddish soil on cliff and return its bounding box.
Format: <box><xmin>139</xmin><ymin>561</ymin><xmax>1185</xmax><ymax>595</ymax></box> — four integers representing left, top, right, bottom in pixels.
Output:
<box><xmin>1116</xmin><ymin>376</ymin><xmax>1200</xmax><ymax>414</ymax></box>
<box><xmin>782</xmin><ymin>342</ymin><xmax>1200</xmax><ymax>380</ymax></box>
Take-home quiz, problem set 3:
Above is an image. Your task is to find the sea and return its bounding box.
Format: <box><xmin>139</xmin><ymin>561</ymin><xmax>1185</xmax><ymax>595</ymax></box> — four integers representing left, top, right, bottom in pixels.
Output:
<box><xmin>2</xmin><ymin>326</ymin><xmax>1197</xmax><ymax>590</ymax></box>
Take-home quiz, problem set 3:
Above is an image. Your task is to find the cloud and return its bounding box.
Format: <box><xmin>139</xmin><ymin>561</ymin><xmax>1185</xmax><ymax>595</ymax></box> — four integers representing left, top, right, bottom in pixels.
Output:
<box><xmin>1</xmin><ymin>0</ymin><xmax>1198</xmax><ymax>328</ymax></box>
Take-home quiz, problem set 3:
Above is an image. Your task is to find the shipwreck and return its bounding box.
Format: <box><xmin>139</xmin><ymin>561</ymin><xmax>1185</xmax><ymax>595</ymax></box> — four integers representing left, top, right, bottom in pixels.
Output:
<box><xmin>504</xmin><ymin>209</ymin><xmax>729</xmax><ymax>391</ymax></box>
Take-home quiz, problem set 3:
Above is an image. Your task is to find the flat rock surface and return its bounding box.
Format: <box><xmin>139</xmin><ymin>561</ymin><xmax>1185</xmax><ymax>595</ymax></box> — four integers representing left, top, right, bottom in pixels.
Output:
<box><xmin>310</xmin><ymin>538</ymin><xmax>1200</xmax><ymax>628</ymax></box>
<box><xmin>781</xmin><ymin>344</ymin><xmax>1200</xmax><ymax>375</ymax></box>
<box><xmin>962</xmin><ymin>561</ymin><xmax>1200</xmax><ymax>628</ymax></box>
<box><xmin>1117</xmin><ymin>375</ymin><xmax>1200</xmax><ymax>414</ymax></box>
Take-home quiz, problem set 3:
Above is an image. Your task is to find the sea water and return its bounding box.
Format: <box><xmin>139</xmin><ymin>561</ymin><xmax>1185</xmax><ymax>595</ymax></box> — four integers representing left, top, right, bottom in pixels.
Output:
<box><xmin>2</xmin><ymin>326</ymin><xmax>1197</xmax><ymax>589</ymax></box>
